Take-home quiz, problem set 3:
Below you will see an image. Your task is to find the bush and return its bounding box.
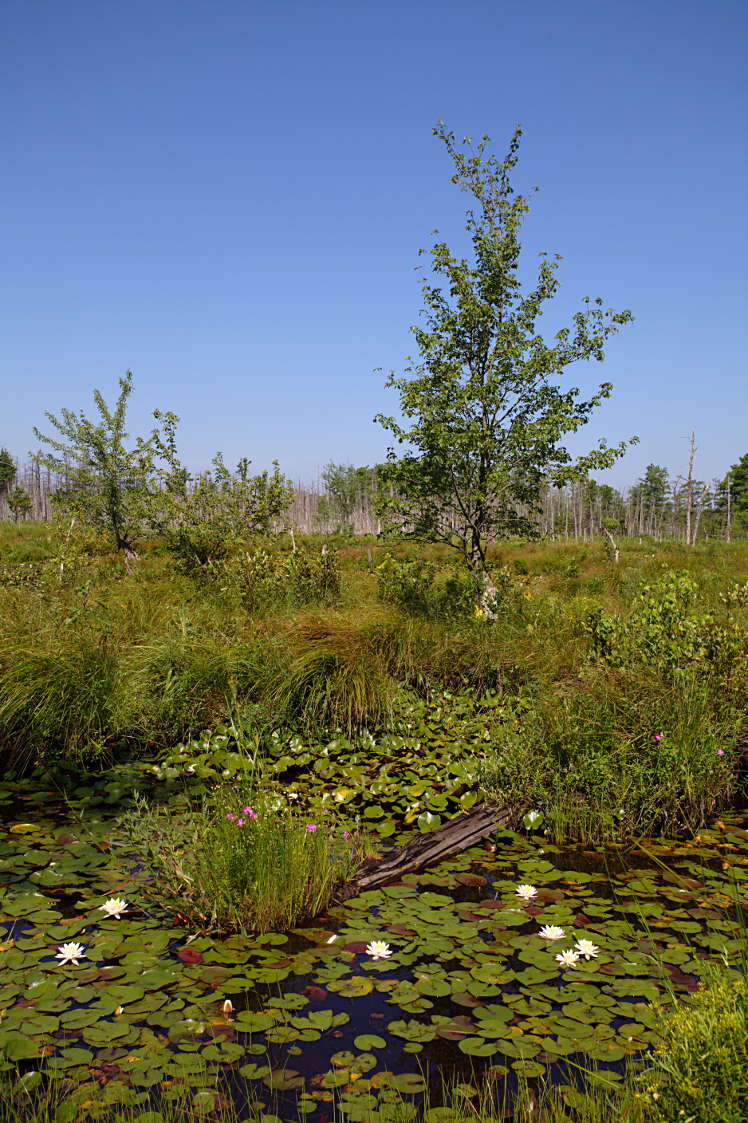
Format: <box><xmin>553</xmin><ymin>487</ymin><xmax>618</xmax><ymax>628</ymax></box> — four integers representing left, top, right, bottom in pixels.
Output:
<box><xmin>584</xmin><ymin>570</ymin><xmax>747</xmax><ymax>687</ymax></box>
<box><xmin>637</xmin><ymin>963</ymin><xmax>748</xmax><ymax>1123</ymax></box>
<box><xmin>375</xmin><ymin>553</ymin><xmax>522</xmax><ymax>620</ymax></box>
<box><xmin>214</xmin><ymin>545</ymin><xmax>341</xmax><ymax>611</ymax></box>
<box><xmin>120</xmin><ymin>788</ymin><xmax>364</xmax><ymax>933</ymax></box>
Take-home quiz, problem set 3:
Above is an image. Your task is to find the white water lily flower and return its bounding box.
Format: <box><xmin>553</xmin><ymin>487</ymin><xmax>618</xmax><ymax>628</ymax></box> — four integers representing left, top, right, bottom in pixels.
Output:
<box><xmin>538</xmin><ymin>925</ymin><xmax>565</xmax><ymax>940</ymax></box>
<box><xmin>55</xmin><ymin>942</ymin><xmax>87</xmax><ymax>966</ymax></box>
<box><xmin>365</xmin><ymin>940</ymin><xmax>392</xmax><ymax>960</ymax></box>
<box><xmin>326</xmin><ymin>934</ymin><xmax>338</xmax><ymax>944</ymax></box>
<box><xmin>98</xmin><ymin>897</ymin><xmax>129</xmax><ymax>919</ymax></box>
<box><xmin>515</xmin><ymin>884</ymin><xmax>538</xmax><ymax>901</ymax></box>
<box><xmin>574</xmin><ymin>938</ymin><xmax>600</xmax><ymax>960</ymax></box>
<box><xmin>555</xmin><ymin>948</ymin><xmax>580</xmax><ymax>968</ymax></box>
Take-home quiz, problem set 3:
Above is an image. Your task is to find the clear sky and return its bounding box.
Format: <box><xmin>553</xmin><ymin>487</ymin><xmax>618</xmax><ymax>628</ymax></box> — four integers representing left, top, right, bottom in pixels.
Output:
<box><xmin>2</xmin><ymin>0</ymin><xmax>746</xmax><ymax>489</ymax></box>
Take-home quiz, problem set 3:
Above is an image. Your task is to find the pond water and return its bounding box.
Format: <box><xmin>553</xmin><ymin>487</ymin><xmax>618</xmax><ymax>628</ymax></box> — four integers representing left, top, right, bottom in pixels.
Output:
<box><xmin>1</xmin><ymin>767</ymin><xmax>746</xmax><ymax>1121</ymax></box>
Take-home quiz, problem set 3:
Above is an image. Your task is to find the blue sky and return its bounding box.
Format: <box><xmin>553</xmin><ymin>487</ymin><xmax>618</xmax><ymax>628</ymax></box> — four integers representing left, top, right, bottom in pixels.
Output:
<box><xmin>2</xmin><ymin>0</ymin><xmax>746</xmax><ymax>488</ymax></box>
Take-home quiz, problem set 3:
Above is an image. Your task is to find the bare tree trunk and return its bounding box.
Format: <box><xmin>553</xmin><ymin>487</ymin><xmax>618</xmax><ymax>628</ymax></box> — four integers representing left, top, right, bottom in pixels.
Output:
<box><xmin>685</xmin><ymin>432</ymin><xmax>696</xmax><ymax>546</ymax></box>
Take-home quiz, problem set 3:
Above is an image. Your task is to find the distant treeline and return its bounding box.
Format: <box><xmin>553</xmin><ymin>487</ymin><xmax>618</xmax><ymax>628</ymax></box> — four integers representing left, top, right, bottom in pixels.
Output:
<box><xmin>0</xmin><ymin>453</ymin><xmax>746</xmax><ymax>544</ymax></box>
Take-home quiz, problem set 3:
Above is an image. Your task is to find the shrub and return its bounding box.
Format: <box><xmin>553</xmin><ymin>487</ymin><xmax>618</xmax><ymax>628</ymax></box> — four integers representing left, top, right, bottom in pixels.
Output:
<box><xmin>584</xmin><ymin>570</ymin><xmax>747</xmax><ymax>686</ymax></box>
<box><xmin>215</xmin><ymin>545</ymin><xmax>341</xmax><ymax>611</ymax></box>
<box><xmin>636</xmin><ymin>963</ymin><xmax>748</xmax><ymax>1123</ymax></box>
<box><xmin>156</xmin><ymin>457</ymin><xmax>293</xmax><ymax>573</ymax></box>
<box><xmin>375</xmin><ymin>553</ymin><xmax>522</xmax><ymax>620</ymax></box>
<box><xmin>120</xmin><ymin>788</ymin><xmax>364</xmax><ymax>933</ymax></box>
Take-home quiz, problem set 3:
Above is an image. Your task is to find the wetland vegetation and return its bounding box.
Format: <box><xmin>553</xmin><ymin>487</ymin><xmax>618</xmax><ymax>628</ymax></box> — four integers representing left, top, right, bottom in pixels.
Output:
<box><xmin>0</xmin><ymin>522</ymin><xmax>746</xmax><ymax>1121</ymax></box>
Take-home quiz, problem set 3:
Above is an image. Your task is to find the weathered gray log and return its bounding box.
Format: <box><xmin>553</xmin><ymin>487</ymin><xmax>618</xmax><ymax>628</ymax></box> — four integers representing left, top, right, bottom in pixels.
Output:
<box><xmin>336</xmin><ymin>802</ymin><xmax>513</xmax><ymax>900</ymax></box>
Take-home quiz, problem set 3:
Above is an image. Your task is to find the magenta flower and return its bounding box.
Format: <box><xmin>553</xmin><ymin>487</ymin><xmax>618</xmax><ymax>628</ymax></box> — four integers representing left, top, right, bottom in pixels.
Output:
<box><xmin>342</xmin><ymin>831</ymin><xmax>351</xmax><ymax>839</ymax></box>
<box><xmin>248</xmin><ymin>810</ymin><xmax>258</xmax><ymax>819</ymax></box>
<box><xmin>237</xmin><ymin>818</ymin><xmax>246</xmax><ymax>827</ymax></box>
<box><xmin>242</xmin><ymin>806</ymin><xmax>254</xmax><ymax>815</ymax></box>
<box><xmin>226</xmin><ymin>813</ymin><xmax>236</xmax><ymax>821</ymax></box>
<box><xmin>717</xmin><ymin>748</ymin><xmax>725</xmax><ymax>755</ymax></box>
<box><xmin>654</xmin><ymin>732</ymin><xmax>664</xmax><ymax>742</ymax></box>
<box><xmin>306</xmin><ymin>824</ymin><xmax>317</xmax><ymax>833</ymax></box>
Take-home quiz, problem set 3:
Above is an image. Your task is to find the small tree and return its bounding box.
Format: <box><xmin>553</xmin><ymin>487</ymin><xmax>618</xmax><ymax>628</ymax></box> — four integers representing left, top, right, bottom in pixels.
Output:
<box><xmin>319</xmin><ymin>462</ymin><xmax>379</xmax><ymax>531</ymax></box>
<box><xmin>0</xmin><ymin>448</ymin><xmax>15</xmax><ymax>496</ymax></box>
<box><xmin>151</xmin><ymin>453</ymin><xmax>293</xmax><ymax>573</ymax></box>
<box><xmin>7</xmin><ymin>485</ymin><xmax>32</xmax><ymax>522</ymax></box>
<box><xmin>376</xmin><ymin>124</ymin><xmax>636</xmax><ymax>611</ymax></box>
<box><xmin>33</xmin><ymin>373</ymin><xmax>172</xmax><ymax>557</ymax></box>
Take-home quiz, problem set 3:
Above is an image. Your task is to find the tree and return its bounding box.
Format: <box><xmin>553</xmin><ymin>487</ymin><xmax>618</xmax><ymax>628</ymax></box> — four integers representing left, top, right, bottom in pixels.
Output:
<box><xmin>319</xmin><ymin>462</ymin><xmax>380</xmax><ymax>530</ymax></box>
<box><xmin>7</xmin><ymin>485</ymin><xmax>32</xmax><ymax>523</ymax></box>
<box><xmin>375</xmin><ymin>124</ymin><xmax>636</xmax><ymax>608</ymax></box>
<box><xmin>33</xmin><ymin>372</ymin><xmax>172</xmax><ymax>557</ymax></box>
<box><xmin>0</xmin><ymin>448</ymin><xmax>15</xmax><ymax>496</ymax></box>
<box><xmin>716</xmin><ymin>451</ymin><xmax>748</xmax><ymax>539</ymax></box>
<box><xmin>151</xmin><ymin>453</ymin><xmax>293</xmax><ymax>572</ymax></box>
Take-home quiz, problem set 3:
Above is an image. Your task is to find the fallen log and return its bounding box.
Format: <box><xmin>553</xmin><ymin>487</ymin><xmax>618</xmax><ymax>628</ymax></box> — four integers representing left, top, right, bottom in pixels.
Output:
<box><xmin>336</xmin><ymin>802</ymin><xmax>514</xmax><ymax>901</ymax></box>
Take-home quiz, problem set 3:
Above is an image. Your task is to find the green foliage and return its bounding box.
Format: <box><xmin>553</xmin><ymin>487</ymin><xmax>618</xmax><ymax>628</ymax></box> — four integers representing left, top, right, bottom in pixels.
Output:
<box><xmin>584</xmin><ymin>569</ymin><xmax>747</xmax><ymax>684</ymax></box>
<box><xmin>32</xmin><ymin>372</ymin><xmax>173</xmax><ymax>554</ymax></box>
<box><xmin>635</xmin><ymin>964</ymin><xmax>748</xmax><ymax>1123</ymax></box>
<box><xmin>0</xmin><ymin>447</ymin><xmax>16</xmax><ymax>494</ymax></box>
<box><xmin>6</xmin><ymin>485</ymin><xmax>32</xmax><ymax>522</ymax></box>
<box><xmin>0</xmin><ymin>627</ymin><xmax>119</xmax><ymax>766</ymax></box>
<box><xmin>478</xmin><ymin>670</ymin><xmax>738</xmax><ymax>840</ymax></box>
<box><xmin>375</xmin><ymin>552</ymin><xmax>518</xmax><ymax>620</ymax></box>
<box><xmin>155</xmin><ymin>455</ymin><xmax>293</xmax><ymax>572</ymax></box>
<box><xmin>215</xmin><ymin>544</ymin><xmax>341</xmax><ymax>611</ymax></box>
<box><xmin>319</xmin><ymin>461</ymin><xmax>380</xmax><ymax>530</ymax></box>
<box><xmin>376</xmin><ymin>123</ymin><xmax>635</xmax><ymax>574</ymax></box>
<box><xmin>273</xmin><ymin>619</ymin><xmax>401</xmax><ymax>735</ymax></box>
<box><xmin>121</xmin><ymin>788</ymin><xmax>363</xmax><ymax>933</ymax></box>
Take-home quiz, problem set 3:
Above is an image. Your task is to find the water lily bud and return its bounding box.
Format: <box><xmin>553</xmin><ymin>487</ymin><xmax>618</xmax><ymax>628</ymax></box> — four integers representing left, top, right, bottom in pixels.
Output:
<box><xmin>222</xmin><ymin>999</ymin><xmax>234</xmax><ymax>1015</ymax></box>
<box><xmin>114</xmin><ymin>1006</ymin><xmax>123</xmax><ymax>1016</ymax></box>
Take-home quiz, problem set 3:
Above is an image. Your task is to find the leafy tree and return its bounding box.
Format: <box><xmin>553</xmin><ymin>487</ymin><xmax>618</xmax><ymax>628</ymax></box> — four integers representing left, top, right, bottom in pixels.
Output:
<box><xmin>319</xmin><ymin>462</ymin><xmax>379</xmax><ymax>529</ymax></box>
<box><xmin>725</xmin><ymin>453</ymin><xmax>748</xmax><ymax>512</ymax></box>
<box><xmin>33</xmin><ymin>372</ymin><xmax>173</xmax><ymax>557</ymax></box>
<box><xmin>151</xmin><ymin>453</ymin><xmax>293</xmax><ymax>573</ymax></box>
<box><xmin>636</xmin><ymin>464</ymin><xmax>670</xmax><ymax>509</ymax></box>
<box><xmin>7</xmin><ymin>485</ymin><xmax>32</xmax><ymax>522</ymax></box>
<box><xmin>375</xmin><ymin>124</ymin><xmax>636</xmax><ymax>608</ymax></box>
<box><xmin>0</xmin><ymin>448</ymin><xmax>15</xmax><ymax>496</ymax></box>
<box><xmin>716</xmin><ymin>452</ymin><xmax>748</xmax><ymax>536</ymax></box>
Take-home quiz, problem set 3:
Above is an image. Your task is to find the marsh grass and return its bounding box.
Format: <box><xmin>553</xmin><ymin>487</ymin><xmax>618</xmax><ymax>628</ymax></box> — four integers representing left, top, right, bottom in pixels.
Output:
<box><xmin>478</xmin><ymin>666</ymin><xmax>739</xmax><ymax>841</ymax></box>
<box><xmin>121</xmin><ymin>786</ymin><xmax>365</xmax><ymax>933</ymax></box>
<box><xmin>273</xmin><ymin>616</ymin><xmax>402</xmax><ymax>734</ymax></box>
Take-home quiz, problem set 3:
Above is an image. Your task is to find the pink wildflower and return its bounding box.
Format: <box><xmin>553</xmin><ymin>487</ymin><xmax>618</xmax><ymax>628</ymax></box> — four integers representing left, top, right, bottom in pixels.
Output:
<box><xmin>342</xmin><ymin>831</ymin><xmax>351</xmax><ymax>839</ymax></box>
<box><xmin>226</xmin><ymin>813</ymin><xmax>235</xmax><ymax>821</ymax></box>
<box><xmin>242</xmin><ymin>806</ymin><xmax>254</xmax><ymax>815</ymax></box>
<box><xmin>654</xmin><ymin>732</ymin><xmax>664</xmax><ymax>742</ymax></box>
<box><xmin>248</xmin><ymin>810</ymin><xmax>258</xmax><ymax>819</ymax></box>
<box><xmin>717</xmin><ymin>748</ymin><xmax>725</xmax><ymax>755</ymax></box>
<box><xmin>237</xmin><ymin>818</ymin><xmax>246</xmax><ymax>827</ymax></box>
<box><xmin>306</xmin><ymin>824</ymin><xmax>317</xmax><ymax>833</ymax></box>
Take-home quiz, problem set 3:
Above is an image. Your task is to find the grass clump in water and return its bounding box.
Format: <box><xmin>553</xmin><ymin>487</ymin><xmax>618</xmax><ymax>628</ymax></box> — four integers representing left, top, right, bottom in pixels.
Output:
<box><xmin>121</xmin><ymin>787</ymin><xmax>366</xmax><ymax>933</ymax></box>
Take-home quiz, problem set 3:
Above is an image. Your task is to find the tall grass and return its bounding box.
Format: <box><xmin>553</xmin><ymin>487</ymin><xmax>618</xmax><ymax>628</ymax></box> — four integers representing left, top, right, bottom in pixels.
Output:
<box><xmin>273</xmin><ymin>617</ymin><xmax>402</xmax><ymax>734</ymax></box>
<box><xmin>120</xmin><ymin>786</ymin><xmax>365</xmax><ymax>933</ymax></box>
